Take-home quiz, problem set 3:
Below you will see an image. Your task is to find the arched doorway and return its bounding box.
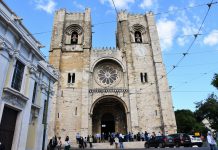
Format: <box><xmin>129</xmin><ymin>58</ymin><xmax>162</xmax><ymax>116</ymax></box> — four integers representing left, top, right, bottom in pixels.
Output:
<box><xmin>92</xmin><ymin>97</ymin><xmax>127</xmax><ymax>137</ymax></box>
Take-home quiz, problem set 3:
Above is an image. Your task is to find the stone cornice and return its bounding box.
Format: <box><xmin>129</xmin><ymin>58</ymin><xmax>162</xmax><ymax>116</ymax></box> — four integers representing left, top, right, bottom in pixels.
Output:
<box><xmin>38</xmin><ymin>61</ymin><xmax>59</xmax><ymax>81</ymax></box>
<box><xmin>3</xmin><ymin>87</ymin><xmax>29</xmax><ymax>102</ymax></box>
<box><xmin>0</xmin><ymin>2</ymin><xmax>45</xmax><ymax>59</ymax></box>
<box><xmin>31</xmin><ymin>103</ymin><xmax>41</xmax><ymax>109</ymax></box>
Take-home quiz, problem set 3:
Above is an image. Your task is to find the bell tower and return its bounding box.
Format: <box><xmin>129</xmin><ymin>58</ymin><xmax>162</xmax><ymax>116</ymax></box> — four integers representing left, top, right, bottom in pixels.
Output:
<box><xmin>116</xmin><ymin>11</ymin><xmax>177</xmax><ymax>133</ymax></box>
<box><xmin>49</xmin><ymin>8</ymin><xmax>92</xmax><ymax>137</ymax></box>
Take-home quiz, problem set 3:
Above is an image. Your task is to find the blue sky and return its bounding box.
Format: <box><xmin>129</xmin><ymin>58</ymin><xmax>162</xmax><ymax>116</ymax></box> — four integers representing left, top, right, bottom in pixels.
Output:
<box><xmin>5</xmin><ymin>0</ymin><xmax>218</xmax><ymax>111</ymax></box>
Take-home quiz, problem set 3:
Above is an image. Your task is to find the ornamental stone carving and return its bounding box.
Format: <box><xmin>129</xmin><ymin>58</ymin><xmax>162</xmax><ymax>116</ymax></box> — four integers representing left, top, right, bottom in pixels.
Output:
<box><xmin>0</xmin><ymin>41</ymin><xmax>6</xmax><ymax>50</ymax></box>
<box><xmin>2</xmin><ymin>92</ymin><xmax>26</xmax><ymax>108</ymax></box>
<box><xmin>94</xmin><ymin>63</ymin><xmax>121</xmax><ymax>87</ymax></box>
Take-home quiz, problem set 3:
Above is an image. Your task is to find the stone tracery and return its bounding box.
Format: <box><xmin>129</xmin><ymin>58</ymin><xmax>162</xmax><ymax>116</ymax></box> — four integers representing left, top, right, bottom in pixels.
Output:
<box><xmin>94</xmin><ymin>62</ymin><xmax>122</xmax><ymax>87</ymax></box>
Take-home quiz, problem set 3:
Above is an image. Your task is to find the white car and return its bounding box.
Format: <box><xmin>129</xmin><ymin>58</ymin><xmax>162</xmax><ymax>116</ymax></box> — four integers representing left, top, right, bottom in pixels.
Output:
<box><xmin>189</xmin><ymin>135</ymin><xmax>203</xmax><ymax>147</ymax></box>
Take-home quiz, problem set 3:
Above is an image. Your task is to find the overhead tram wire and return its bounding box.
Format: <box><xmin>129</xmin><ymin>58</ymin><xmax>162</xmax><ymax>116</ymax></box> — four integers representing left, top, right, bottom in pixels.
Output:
<box><xmin>27</xmin><ymin>30</ymin><xmax>52</xmax><ymax>36</ymax></box>
<box><xmin>35</xmin><ymin>1</ymin><xmax>218</xmax><ymax>65</ymax></box>
<box><xmin>111</xmin><ymin>0</ymin><xmax>126</xmax><ymax>47</ymax></box>
<box><xmin>170</xmin><ymin>66</ymin><xmax>217</xmax><ymax>91</ymax></box>
<box><xmin>92</xmin><ymin>1</ymin><xmax>218</xmax><ymax>26</ymax></box>
<box><xmin>45</xmin><ymin>47</ymin><xmax>218</xmax><ymax>58</ymax></box>
<box><xmin>170</xmin><ymin>72</ymin><xmax>210</xmax><ymax>91</ymax></box>
<box><xmin>28</xmin><ymin>1</ymin><xmax>218</xmax><ymax>59</ymax></box>
<box><xmin>154</xmin><ymin>1</ymin><xmax>217</xmax><ymax>15</ymax></box>
<box><xmin>165</xmin><ymin>0</ymin><xmax>215</xmax><ymax>76</ymax></box>
<box><xmin>145</xmin><ymin>0</ymin><xmax>216</xmax><ymax>88</ymax></box>
<box><xmin>27</xmin><ymin>1</ymin><xmax>218</xmax><ymax>36</ymax></box>
<box><xmin>162</xmin><ymin>49</ymin><xmax>218</xmax><ymax>56</ymax></box>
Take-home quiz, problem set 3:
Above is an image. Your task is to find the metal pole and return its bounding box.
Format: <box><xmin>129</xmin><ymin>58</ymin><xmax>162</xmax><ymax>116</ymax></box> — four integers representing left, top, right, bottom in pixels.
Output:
<box><xmin>42</xmin><ymin>79</ymin><xmax>51</xmax><ymax>150</ymax></box>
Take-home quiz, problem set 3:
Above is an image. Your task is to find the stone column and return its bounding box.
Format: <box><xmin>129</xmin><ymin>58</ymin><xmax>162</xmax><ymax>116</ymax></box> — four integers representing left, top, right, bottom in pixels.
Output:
<box><xmin>15</xmin><ymin>69</ymin><xmax>35</xmax><ymax>150</ymax></box>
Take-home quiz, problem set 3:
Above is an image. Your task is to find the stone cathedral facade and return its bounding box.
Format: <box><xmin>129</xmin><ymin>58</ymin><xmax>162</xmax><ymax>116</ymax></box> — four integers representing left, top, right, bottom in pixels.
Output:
<box><xmin>48</xmin><ymin>8</ymin><xmax>177</xmax><ymax>141</ymax></box>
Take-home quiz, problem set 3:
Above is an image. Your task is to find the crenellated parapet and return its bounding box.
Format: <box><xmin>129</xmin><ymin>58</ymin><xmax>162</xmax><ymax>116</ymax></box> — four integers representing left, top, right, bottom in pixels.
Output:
<box><xmin>92</xmin><ymin>47</ymin><xmax>117</xmax><ymax>51</ymax></box>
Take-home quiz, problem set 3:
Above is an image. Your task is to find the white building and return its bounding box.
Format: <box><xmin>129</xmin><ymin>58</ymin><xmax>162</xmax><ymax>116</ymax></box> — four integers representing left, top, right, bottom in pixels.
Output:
<box><xmin>0</xmin><ymin>1</ymin><xmax>58</xmax><ymax>150</ymax></box>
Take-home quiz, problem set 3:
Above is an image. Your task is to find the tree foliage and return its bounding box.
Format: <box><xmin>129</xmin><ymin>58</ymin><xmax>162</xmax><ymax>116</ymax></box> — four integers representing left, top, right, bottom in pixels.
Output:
<box><xmin>175</xmin><ymin>109</ymin><xmax>206</xmax><ymax>133</ymax></box>
<box><xmin>211</xmin><ymin>73</ymin><xmax>218</xmax><ymax>89</ymax></box>
<box><xmin>195</xmin><ymin>94</ymin><xmax>218</xmax><ymax>131</ymax></box>
<box><xmin>175</xmin><ymin>73</ymin><xmax>218</xmax><ymax>133</ymax></box>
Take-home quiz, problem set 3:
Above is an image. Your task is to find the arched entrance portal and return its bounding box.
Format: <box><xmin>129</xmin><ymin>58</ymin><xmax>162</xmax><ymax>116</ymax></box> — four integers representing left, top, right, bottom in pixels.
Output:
<box><xmin>92</xmin><ymin>97</ymin><xmax>127</xmax><ymax>137</ymax></box>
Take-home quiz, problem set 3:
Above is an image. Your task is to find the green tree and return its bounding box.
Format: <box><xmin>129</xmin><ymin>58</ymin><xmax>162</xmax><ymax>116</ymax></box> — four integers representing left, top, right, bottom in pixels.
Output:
<box><xmin>175</xmin><ymin>109</ymin><xmax>206</xmax><ymax>133</ymax></box>
<box><xmin>211</xmin><ymin>73</ymin><xmax>218</xmax><ymax>89</ymax></box>
<box><xmin>195</xmin><ymin>94</ymin><xmax>218</xmax><ymax>131</ymax></box>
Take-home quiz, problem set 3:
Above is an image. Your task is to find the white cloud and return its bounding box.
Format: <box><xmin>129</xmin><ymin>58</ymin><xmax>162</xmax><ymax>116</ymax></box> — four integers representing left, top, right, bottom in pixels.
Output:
<box><xmin>139</xmin><ymin>0</ymin><xmax>159</xmax><ymax>12</ymax></box>
<box><xmin>157</xmin><ymin>18</ymin><xmax>177</xmax><ymax>51</ymax></box>
<box><xmin>174</xmin><ymin>10</ymin><xmax>200</xmax><ymax>46</ymax></box>
<box><xmin>139</xmin><ymin>0</ymin><xmax>153</xmax><ymax>9</ymax></box>
<box><xmin>100</xmin><ymin>0</ymin><xmax>135</xmax><ymax>9</ymax></box>
<box><xmin>177</xmin><ymin>37</ymin><xmax>186</xmax><ymax>46</ymax></box>
<box><xmin>72</xmin><ymin>1</ymin><xmax>85</xmax><ymax>10</ymax></box>
<box><xmin>188</xmin><ymin>0</ymin><xmax>196</xmax><ymax>7</ymax></box>
<box><xmin>168</xmin><ymin>5</ymin><xmax>178</xmax><ymax>12</ymax></box>
<box><xmin>34</xmin><ymin>0</ymin><xmax>56</xmax><ymax>14</ymax></box>
<box><xmin>203</xmin><ymin>30</ymin><xmax>218</xmax><ymax>46</ymax></box>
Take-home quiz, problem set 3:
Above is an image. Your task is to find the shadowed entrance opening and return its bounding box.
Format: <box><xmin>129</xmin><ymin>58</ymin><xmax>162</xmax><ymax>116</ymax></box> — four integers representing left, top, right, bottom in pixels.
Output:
<box><xmin>101</xmin><ymin>113</ymin><xmax>115</xmax><ymax>138</ymax></box>
<box><xmin>92</xmin><ymin>97</ymin><xmax>127</xmax><ymax>137</ymax></box>
<box><xmin>0</xmin><ymin>106</ymin><xmax>18</xmax><ymax>150</ymax></box>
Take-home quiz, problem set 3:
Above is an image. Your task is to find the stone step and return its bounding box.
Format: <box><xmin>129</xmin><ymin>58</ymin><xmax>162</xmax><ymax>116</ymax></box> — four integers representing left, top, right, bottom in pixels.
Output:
<box><xmin>73</xmin><ymin>141</ymin><xmax>145</xmax><ymax>149</ymax></box>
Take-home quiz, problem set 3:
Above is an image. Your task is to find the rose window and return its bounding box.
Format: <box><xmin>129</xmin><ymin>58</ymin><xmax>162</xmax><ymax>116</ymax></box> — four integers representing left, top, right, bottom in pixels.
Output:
<box><xmin>94</xmin><ymin>64</ymin><xmax>121</xmax><ymax>87</ymax></box>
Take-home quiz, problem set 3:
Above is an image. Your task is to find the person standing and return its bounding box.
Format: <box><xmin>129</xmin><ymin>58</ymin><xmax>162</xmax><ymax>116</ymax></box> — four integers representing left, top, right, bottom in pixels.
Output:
<box><xmin>114</xmin><ymin>136</ymin><xmax>119</xmax><ymax>149</ymax></box>
<box><xmin>84</xmin><ymin>137</ymin><xmax>87</xmax><ymax>148</ymax></box>
<box><xmin>79</xmin><ymin>137</ymin><xmax>85</xmax><ymax>149</ymax></box>
<box><xmin>64</xmin><ymin>136</ymin><xmax>70</xmax><ymax>150</ymax></box>
<box><xmin>76</xmin><ymin>133</ymin><xmax>81</xmax><ymax>144</ymax></box>
<box><xmin>119</xmin><ymin>133</ymin><xmax>124</xmax><ymax>149</ymax></box>
<box><xmin>88</xmin><ymin>135</ymin><xmax>93</xmax><ymax>148</ymax></box>
<box><xmin>56</xmin><ymin>137</ymin><xmax>62</xmax><ymax>150</ymax></box>
<box><xmin>144</xmin><ymin>131</ymin><xmax>148</xmax><ymax>142</ymax></box>
<box><xmin>207</xmin><ymin>131</ymin><xmax>217</xmax><ymax>150</ymax></box>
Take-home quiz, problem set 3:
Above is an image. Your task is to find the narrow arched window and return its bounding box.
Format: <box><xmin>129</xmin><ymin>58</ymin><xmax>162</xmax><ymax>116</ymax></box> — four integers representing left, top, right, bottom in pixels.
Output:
<box><xmin>75</xmin><ymin>107</ymin><xmax>77</xmax><ymax>115</ymax></box>
<box><xmin>135</xmin><ymin>31</ymin><xmax>142</xmax><ymax>43</ymax></box>
<box><xmin>71</xmin><ymin>31</ymin><xmax>78</xmax><ymax>44</ymax></box>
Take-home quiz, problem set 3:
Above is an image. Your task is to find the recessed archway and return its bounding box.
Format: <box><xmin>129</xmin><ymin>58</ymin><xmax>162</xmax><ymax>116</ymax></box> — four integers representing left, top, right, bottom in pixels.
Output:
<box><xmin>91</xmin><ymin>97</ymin><xmax>127</xmax><ymax>137</ymax></box>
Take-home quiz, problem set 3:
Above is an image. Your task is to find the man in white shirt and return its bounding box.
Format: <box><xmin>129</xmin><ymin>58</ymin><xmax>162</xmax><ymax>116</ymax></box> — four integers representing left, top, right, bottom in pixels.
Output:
<box><xmin>207</xmin><ymin>131</ymin><xmax>217</xmax><ymax>150</ymax></box>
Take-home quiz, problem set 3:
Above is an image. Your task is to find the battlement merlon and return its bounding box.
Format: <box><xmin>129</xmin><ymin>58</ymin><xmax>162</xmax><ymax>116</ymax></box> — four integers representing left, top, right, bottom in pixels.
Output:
<box><xmin>117</xmin><ymin>10</ymin><xmax>155</xmax><ymax>22</ymax></box>
<box><xmin>85</xmin><ymin>8</ymin><xmax>91</xmax><ymax>21</ymax></box>
<box><xmin>92</xmin><ymin>47</ymin><xmax>118</xmax><ymax>51</ymax></box>
<box><xmin>54</xmin><ymin>8</ymin><xmax>91</xmax><ymax>22</ymax></box>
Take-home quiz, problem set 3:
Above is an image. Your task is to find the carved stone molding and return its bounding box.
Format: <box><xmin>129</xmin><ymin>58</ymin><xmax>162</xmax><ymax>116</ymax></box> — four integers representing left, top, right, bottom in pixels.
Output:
<box><xmin>0</xmin><ymin>41</ymin><xmax>6</xmax><ymax>50</ymax></box>
<box><xmin>2</xmin><ymin>87</ymin><xmax>28</xmax><ymax>108</ymax></box>
<box><xmin>0</xmin><ymin>41</ymin><xmax>14</xmax><ymax>57</ymax></box>
<box><xmin>40</xmin><ymin>82</ymin><xmax>47</xmax><ymax>91</ymax></box>
<box><xmin>89</xmin><ymin>88</ymin><xmax>128</xmax><ymax>93</ymax></box>
<box><xmin>28</xmin><ymin>64</ymin><xmax>38</xmax><ymax>78</ymax></box>
<box><xmin>94</xmin><ymin>62</ymin><xmax>122</xmax><ymax>87</ymax></box>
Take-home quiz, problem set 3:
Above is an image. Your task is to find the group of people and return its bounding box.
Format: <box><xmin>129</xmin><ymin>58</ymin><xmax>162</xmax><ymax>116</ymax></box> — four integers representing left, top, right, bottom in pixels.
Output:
<box><xmin>76</xmin><ymin>132</ymin><xmax>125</xmax><ymax>149</ymax></box>
<box><xmin>91</xmin><ymin>131</ymin><xmax>159</xmax><ymax>143</ymax></box>
<box><xmin>46</xmin><ymin>130</ymin><xmax>217</xmax><ymax>150</ymax></box>
<box><xmin>47</xmin><ymin>136</ymin><xmax>70</xmax><ymax>150</ymax></box>
<box><xmin>76</xmin><ymin>133</ymin><xmax>94</xmax><ymax>149</ymax></box>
